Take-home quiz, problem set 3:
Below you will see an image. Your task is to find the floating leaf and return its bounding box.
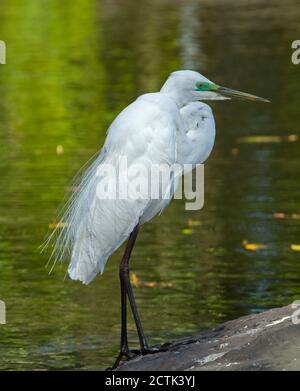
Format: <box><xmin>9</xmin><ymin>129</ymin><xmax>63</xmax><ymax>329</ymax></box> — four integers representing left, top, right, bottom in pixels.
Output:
<box><xmin>291</xmin><ymin>244</ymin><xmax>300</xmax><ymax>252</ymax></box>
<box><xmin>144</xmin><ymin>281</ymin><xmax>173</xmax><ymax>288</ymax></box>
<box><xmin>236</xmin><ymin>134</ymin><xmax>299</xmax><ymax>144</ymax></box>
<box><xmin>273</xmin><ymin>212</ymin><xmax>286</xmax><ymax>219</ymax></box>
<box><xmin>144</xmin><ymin>281</ymin><xmax>158</xmax><ymax>288</ymax></box>
<box><xmin>287</xmin><ymin>134</ymin><xmax>299</xmax><ymax>142</ymax></box>
<box><xmin>231</xmin><ymin>147</ymin><xmax>239</xmax><ymax>156</ymax></box>
<box><xmin>181</xmin><ymin>228</ymin><xmax>193</xmax><ymax>235</ymax></box>
<box><xmin>130</xmin><ymin>274</ymin><xmax>172</xmax><ymax>289</ymax></box>
<box><xmin>56</xmin><ymin>144</ymin><xmax>64</xmax><ymax>155</ymax></box>
<box><xmin>291</xmin><ymin>213</ymin><xmax>300</xmax><ymax>220</ymax></box>
<box><xmin>130</xmin><ymin>272</ymin><xmax>140</xmax><ymax>288</ymax></box>
<box><xmin>48</xmin><ymin>222</ymin><xmax>67</xmax><ymax>229</ymax></box>
<box><xmin>237</xmin><ymin>135</ymin><xmax>282</xmax><ymax>144</ymax></box>
<box><xmin>273</xmin><ymin>212</ymin><xmax>300</xmax><ymax>220</ymax></box>
<box><xmin>187</xmin><ymin>219</ymin><xmax>202</xmax><ymax>227</ymax></box>
<box><xmin>243</xmin><ymin>241</ymin><xmax>267</xmax><ymax>251</ymax></box>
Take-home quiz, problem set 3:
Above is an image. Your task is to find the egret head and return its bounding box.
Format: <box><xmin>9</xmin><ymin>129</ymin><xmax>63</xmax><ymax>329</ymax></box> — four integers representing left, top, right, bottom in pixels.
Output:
<box><xmin>161</xmin><ymin>70</ymin><xmax>270</xmax><ymax>107</ymax></box>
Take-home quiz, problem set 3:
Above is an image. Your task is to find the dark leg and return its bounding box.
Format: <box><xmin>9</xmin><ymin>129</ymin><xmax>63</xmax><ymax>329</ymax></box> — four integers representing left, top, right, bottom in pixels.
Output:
<box><xmin>112</xmin><ymin>225</ymin><xmax>145</xmax><ymax>368</ymax></box>
<box><xmin>120</xmin><ymin>277</ymin><xmax>129</xmax><ymax>353</ymax></box>
<box><xmin>112</xmin><ymin>225</ymin><xmax>162</xmax><ymax>369</ymax></box>
<box><xmin>111</xmin><ymin>275</ymin><xmax>131</xmax><ymax>369</ymax></box>
<box><xmin>123</xmin><ymin>265</ymin><xmax>150</xmax><ymax>353</ymax></box>
<box><xmin>120</xmin><ymin>225</ymin><xmax>149</xmax><ymax>351</ymax></box>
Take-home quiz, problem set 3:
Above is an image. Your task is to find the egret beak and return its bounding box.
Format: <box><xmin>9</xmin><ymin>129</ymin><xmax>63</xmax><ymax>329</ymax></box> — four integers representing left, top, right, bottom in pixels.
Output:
<box><xmin>216</xmin><ymin>86</ymin><xmax>270</xmax><ymax>103</ymax></box>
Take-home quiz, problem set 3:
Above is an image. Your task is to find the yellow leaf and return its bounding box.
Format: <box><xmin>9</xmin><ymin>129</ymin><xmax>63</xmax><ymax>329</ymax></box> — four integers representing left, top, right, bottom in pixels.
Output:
<box><xmin>181</xmin><ymin>228</ymin><xmax>193</xmax><ymax>235</ymax></box>
<box><xmin>291</xmin><ymin>244</ymin><xmax>300</xmax><ymax>251</ymax></box>
<box><xmin>56</xmin><ymin>145</ymin><xmax>64</xmax><ymax>155</ymax></box>
<box><xmin>130</xmin><ymin>272</ymin><xmax>140</xmax><ymax>287</ymax></box>
<box><xmin>142</xmin><ymin>281</ymin><xmax>173</xmax><ymax>288</ymax></box>
<box><xmin>237</xmin><ymin>135</ymin><xmax>282</xmax><ymax>144</ymax></box>
<box><xmin>273</xmin><ymin>212</ymin><xmax>286</xmax><ymax>219</ymax></box>
<box><xmin>287</xmin><ymin>134</ymin><xmax>298</xmax><ymax>142</ymax></box>
<box><xmin>231</xmin><ymin>147</ymin><xmax>239</xmax><ymax>156</ymax></box>
<box><xmin>291</xmin><ymin>213</ymin><xmax>300</xmax><ymax>220</ymax></box>
<box><xmin>236</xmin><ymin>134</ymin><xmax>299</xmax><ymax>145</ymax></box>
<box><xmin>273</xmin><ymin>212</ymin><xmax>300</xmax><ymax>220</ymax></box>
<box><xmin>187</xmin><ymin>219</ymin><xmax>202</xmax><ymax>227</ymax></box>
<box><xmin>144</xmin><ymin>281</ymin><xmax>158</xmax><ymax>288</ymax></box>
<box><xmin>243</xmin><ymin>242</ymin><xmax>267</xmax><ymax>251</ymax></box>
<box><xmin>48</xmin><ymin>222</ymin><xmax>67</xmax><ymax>229</ymax></box>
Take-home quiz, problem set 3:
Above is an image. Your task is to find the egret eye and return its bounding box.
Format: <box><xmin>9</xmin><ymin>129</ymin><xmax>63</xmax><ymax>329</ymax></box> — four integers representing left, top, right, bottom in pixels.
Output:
<box><xmin>196</xmin><ymin>82</ymin><xmax>209</xmax><ymax>91</ymax></box>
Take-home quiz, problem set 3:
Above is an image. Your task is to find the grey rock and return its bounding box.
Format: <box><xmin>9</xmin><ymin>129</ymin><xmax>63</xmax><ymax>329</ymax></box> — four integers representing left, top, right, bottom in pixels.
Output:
<box><xmin>115</xmin><ymin>304</ymin><xmax>300</xmax><ymax>371</ymax></box>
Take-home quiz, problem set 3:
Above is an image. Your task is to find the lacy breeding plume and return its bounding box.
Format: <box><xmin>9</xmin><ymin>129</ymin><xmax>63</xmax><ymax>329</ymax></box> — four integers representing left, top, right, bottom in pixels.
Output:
<box><xmin>46</xmin><ymin>70</ymin><xmax>269</xmax><ymax>368</ymax></box>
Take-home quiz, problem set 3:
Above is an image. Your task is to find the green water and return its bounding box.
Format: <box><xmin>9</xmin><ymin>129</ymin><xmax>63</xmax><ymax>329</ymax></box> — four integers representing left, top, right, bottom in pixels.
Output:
<box><xmin>0</xmin><ymin>0</ymin><xmax>300</xmax><ymax>370</ymax></box>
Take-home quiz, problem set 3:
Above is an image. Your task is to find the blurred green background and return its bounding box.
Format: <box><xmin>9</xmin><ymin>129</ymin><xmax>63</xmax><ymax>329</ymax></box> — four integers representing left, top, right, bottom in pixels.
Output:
<box><xmin>0</xmin><ymin>0</ymin><xmax>300</xmax><ymax>370</ymax></box>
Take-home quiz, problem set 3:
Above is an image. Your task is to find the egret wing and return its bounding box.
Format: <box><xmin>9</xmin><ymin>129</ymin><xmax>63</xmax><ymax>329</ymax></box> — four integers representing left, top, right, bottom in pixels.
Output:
<box><xmin>49</xmin><ymin>93</ymin><xmax>180</xmax><ymax>284</ymax></box>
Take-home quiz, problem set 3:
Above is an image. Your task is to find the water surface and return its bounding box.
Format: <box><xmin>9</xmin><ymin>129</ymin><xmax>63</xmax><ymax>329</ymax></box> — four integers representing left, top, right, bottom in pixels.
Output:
<box><xmin>0</xmin><ymin>0</ymin><xmax>300</xmax><ymax>370</ymax></box>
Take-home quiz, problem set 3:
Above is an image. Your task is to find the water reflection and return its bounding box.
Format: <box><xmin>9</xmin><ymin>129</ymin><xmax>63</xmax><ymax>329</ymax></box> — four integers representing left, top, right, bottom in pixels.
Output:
<box><xmin>0</xmin><ymin>0</ymin><xmax>300</xmax><ymax>370</ymax></box>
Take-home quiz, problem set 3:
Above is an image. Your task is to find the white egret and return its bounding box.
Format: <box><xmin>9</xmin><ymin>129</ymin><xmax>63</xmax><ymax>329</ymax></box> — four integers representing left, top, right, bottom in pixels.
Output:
<box><xmin>47</xmin><ymin>70</ymin><xmax>269</xmax><ymax>367</ymax></box>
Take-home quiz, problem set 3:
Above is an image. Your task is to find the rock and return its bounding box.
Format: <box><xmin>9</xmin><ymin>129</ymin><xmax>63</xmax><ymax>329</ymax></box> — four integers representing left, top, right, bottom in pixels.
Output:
<box><xmin>114</xmin><ymin>304</ymin><xmax>300</xmax><ymax>371</ymax></box>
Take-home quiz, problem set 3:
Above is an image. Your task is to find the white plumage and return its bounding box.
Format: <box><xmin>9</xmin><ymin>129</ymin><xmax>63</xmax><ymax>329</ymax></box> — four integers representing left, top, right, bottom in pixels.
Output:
<box><xmin>180</xmin><ymin>102</ymin><xmax>215</xmax><ymax>167</ymax></box>
<box><xmin>48</xmin><ymin>70</ymin><xmax>267</xmax><ymax>284</ymax></box>
<box><xmin>48</xmin><ymin>71</ymin><xmax>216</xmax><ymax>284</ymax></box>
<box><xmin>44</xmin><ymin>70</ymin><xmax>270</xmax><ymax>367</ymax></box>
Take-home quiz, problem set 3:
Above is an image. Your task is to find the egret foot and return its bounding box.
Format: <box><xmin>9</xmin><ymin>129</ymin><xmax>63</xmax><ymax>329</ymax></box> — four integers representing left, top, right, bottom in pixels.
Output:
<box><xmin>130</xmin><ymin>343</ymin><xmax>169</xmax><ymax>356</ymax></box>
<box><xmin>110</xmin><ymin>346</ymin><xmax>142</xmax><ymax>370</ymax></box>
<box><xmin>139</xmin><ymin>343</ymin><xmax>170</xmax><ymax>355</ymax></box>
<box><xmin>109</xmin><ymin>343</ymin><xmax>171</xmax><ymax>369</ymax></box>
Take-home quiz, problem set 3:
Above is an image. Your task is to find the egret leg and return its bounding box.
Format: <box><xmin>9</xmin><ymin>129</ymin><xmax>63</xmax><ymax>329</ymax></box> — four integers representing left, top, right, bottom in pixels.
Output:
<box><xmin>120</xmin><ymin>225</ymin><xmax>152</xmax><ymax>354</ymax></box>
<box><xmin>112</xmin><ymin>225</ymin><xmax>144</xmax><ymax>368</ymax></box>
<box><xmin>124</xmin><ymin>255</ymin><xmax>164</xmax><ymax>354</ymax></box>
<box><xmin>112</xmin><ymin>224</ymin><xmax>161</xmax><ymax>369</ymax></box>
<box><xmin>111</xmin><ymin>276</ymin><xmax>132</xmax><ymax>369</ymax></box>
